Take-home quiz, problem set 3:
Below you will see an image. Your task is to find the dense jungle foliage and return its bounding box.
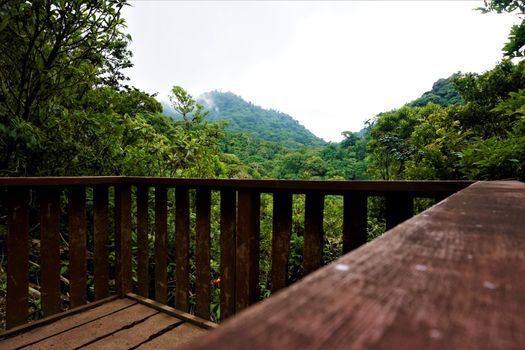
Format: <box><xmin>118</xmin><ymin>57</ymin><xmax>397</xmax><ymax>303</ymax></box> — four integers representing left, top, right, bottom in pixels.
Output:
<box><xmin>0</xmin><ymin>0</ymin><xmax>524</xmax><ymax>325</ymax></box>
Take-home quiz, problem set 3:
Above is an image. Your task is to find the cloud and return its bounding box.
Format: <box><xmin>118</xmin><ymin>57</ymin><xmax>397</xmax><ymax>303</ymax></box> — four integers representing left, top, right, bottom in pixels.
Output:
<box><xmin>123</xmin><ymin>1</ymin><xmax>518</xmax><ymax>141</ymax></box>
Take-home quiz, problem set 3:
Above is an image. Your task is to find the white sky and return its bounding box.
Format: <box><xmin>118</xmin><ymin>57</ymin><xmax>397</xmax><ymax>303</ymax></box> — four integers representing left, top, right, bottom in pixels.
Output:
<box><xmin>122</xmin><ymin>1</ymin><xmax>519</xmax><ymax>142</ymax></box>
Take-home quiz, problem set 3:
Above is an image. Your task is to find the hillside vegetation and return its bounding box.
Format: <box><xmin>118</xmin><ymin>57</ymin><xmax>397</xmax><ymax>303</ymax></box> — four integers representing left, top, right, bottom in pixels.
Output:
<box><xmin>199</xmin><ymin>91</ymin><xmax>325</xmax><ymax>148</ymax></box>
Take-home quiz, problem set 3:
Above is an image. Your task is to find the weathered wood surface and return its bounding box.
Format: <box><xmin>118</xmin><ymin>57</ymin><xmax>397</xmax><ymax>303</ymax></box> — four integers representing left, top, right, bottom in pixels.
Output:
<box><xmin>184</xmin><ymin>181</ymin><xmax>525</xmax><ymax>350</ymax></box>
<box><xmin>68</xmin><ymin>186</ymin><xmax>87</xmax><ymax>308</ymax></box>
<box><xmin>6</xmin><ymin>188</ymin><xmax>30</xmax><ymax>329</ymax></box>
<box><xmin>303</xmin><ymin>192</ymin><xmax>324</xmax><ymax>275</ymax></box>
<box><xmin>195</xmin><ymin>189</ymin><xmax>211</xmax><ymax>319</ymax></box>
<box><xmin>271</xmin><ymin>191</ymin><xmax>293</xmax><ymax>293</ymax></box>
<box><xmin>115</xmin><ymin>185</ymin><xmax>132</xmax><ymax>297</ymax></box>
<box><xmin>155</xmin><ymin>186</ymin><xmax>168</xmax><ymax>304</ymax></box>
<box><xmin>137</xmin><ymin>185</ymin><xmax>150</xmax><ymax>298</ymax></box>
<box><xmin>220</xmin><ymin>190</ymin><xmax>237</xmax><ymax>320</ymax></box>
<box><xmin>0</xmin><ymin>297</ymin><xmax>209</xmax><ymax>350</ymax></box>
<box><xmin>39</xmin><ymin>188</ymin><xmax>61</xmax><ymax>317</ymax></box>
<box><xmin>93</xmin><ymin>186</ymin><xmax>110</xmax><ymax>300</ymax></box>
<box><xmin>175</xmin><ymin>188</ymin><xmax>190</xmax><ymax>311</ymax></box>
<box><xmin>236</xmin><ymin>191</ymin><xmax>260</xmax><ymax>312</ymax></box>
<box><xmin>0</xmin><ymin>177</ymin><xmax>472</xmax><ymax>197</ymax></box>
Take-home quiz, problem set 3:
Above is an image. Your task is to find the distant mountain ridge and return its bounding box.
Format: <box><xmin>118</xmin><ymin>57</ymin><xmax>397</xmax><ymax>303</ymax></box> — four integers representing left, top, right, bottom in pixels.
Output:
<box><xmin>196</xmin><ymin>91</ymin><xmax>325</xmax><ymax>148</ymax></box>
<box><xmin>408</xmin><ymin>74</ymin><xmax>463</xmax><ymax>107</ymax></box>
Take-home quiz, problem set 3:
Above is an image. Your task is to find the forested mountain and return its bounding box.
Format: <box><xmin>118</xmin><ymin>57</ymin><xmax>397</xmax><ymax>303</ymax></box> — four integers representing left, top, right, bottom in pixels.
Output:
<box><xmin>367</xmin><ymin>60</ymin><xmax>525</xmax><ymax>181</ymax></box>
<box><xmin>408</xmin><ymin>74</ymin><xmax>464</xmax><ymax>107</ymax></box>
<box><xmin>197</xmin><ymin>91</ymin><xmax>326</xmax><ymax>148</ymax></box>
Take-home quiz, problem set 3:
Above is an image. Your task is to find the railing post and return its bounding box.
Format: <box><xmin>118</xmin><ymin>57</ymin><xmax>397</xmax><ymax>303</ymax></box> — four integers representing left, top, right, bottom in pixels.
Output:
<box><xmin>115</xmin><ymin>185</ymin><xmax>132</xmax><ymax>297</ymax></box>
<box><xmin>342</xmin><ymin>193</ymin><xmax>368</xmax><ymax>253</ymax></box>
<box><xmin>93</xmin><ymin>186</ymin><xmax>109</xmax><ymax>300</ymax></box>
<box><xmin>40</xmin><ymin>188</ymin><xmax>61</xmax><ymax>316</ymax></box>
<box><xmin>220</xmin><ymin>190</ymin><xmax>237</xmax><ymax>320</ymax></box>
<box><xmin>6</xmin><ymin>188</ymin><xmax>29</xmax><ymax>329</ymax></box>
<box><xmin>303</xmin><ymin>192</ymin><xmax>324</xmax><ymax>276</ymax></box>
<box><xmin>236</xmin><ymin>190</ymin><xmax>260</xmax><ymax>312</ymax></box>
<box><xmin>175</xmin><ymin>187</ymin><xmax>190</xmax><ymax>311</ymax></box>
<box><xmin>136</xmin><ymin>186</ymin><xmax>150</xmax><ymax>298</ymax></box>
<box><xmin>195</xmin><ymin>189</ymin><xmax>211</xmax><ymax>319</ymax></box>
<box><xmin>385</xmin><ymin>194</ymin><xmax>413</xmax><ymax>230</ymax></box>
<box><xmin>68</xmin><ymin>186</ymin><xmax>87</xmax><ymax>308</ymax></box>
<box><xmin>154</xmin><ymin>186</ymin><xmax>168</xmax><ymax>304</ymax></box>
<box><xmin>271</xmin><ymin>191</ymin><xmax>293</xmax><ymax>293</ymax></box>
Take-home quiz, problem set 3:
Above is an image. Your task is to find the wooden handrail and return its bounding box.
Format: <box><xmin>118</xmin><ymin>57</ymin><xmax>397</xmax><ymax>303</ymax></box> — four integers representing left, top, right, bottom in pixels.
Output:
<box><xmin>0</xmin><ymin>176</ymin><xmax>471</xmax><ymax>194</ymax></box>
<box><xmin>1</xmin><ymin>177</ymin><xmax>472</xmax><ymax>330</ymax></box>
<box><xmin>184</xmin><ymin>181</ymin><xmax>525</xmax><ymax>350</ymax></box>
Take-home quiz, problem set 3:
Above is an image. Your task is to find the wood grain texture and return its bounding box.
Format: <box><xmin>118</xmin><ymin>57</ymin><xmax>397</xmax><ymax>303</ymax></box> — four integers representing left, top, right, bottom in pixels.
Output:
<box><xmin>175</xmin><ymin>188</ymin><xmax>190</xmax><ymax>311</ymax></box>
<box><xmin>93</xmin><ymin>186</ymin><xmax>110</xmax><ymax>300</ymax></box>
<box><xmin>0</xmin><ymin>297</ymin><xmax>125</xmax><ymax>348</ymax></box>
<box><xmin>195</xmin><ymin>189</ymin><xmax>211</xmax><ymax>320</ymax></box>
<box><xmin>155</xmin><ymin>186</ymin><xmax>168</xmax><ymax>304</ymax></box>
<box><xmin>115</xmin><ymin>185</ymin><xmax>132</xmax><ymax>297</ymax></box>
<box><xmin>82</xmin><ymin>313</ymin><xmax>180</xmax><ymax>350</ymax></box>
<box><xmin>137</xmin><ymin>186</ymin><xmax>150</xmax><ymax>298</ymax></box>
<box><xmin>220</xmin><ymin>190</ymin><xmax>237</xmax><ymax>320</ymax></box>
<box><xmin>303</xmin><ymin>192</ymin><xmax>324</xmax><ymax>276</ymax></box>
<box><xmin>136</xmin><ymin>323</ymin><xmax>207</xmax><ymax>350</ymax></box>
<box><xmin>127</xmin><ymin>293</ymin><xmax>218</xmax><ymax>330</ymax></box>
<box><xmin>0</xmin><ymin>177</ymin><xmax>472</xmax><ymax>197</ymax></box>
<box><xmin>236</xmin><ymin>191</ymin><xmax>260</xmax><ymax>312</ymax></box>
<box><xmin>39</xmin><ymin>188</ymin><xmax>62</xmax><ymax>317</ymax></box>
<box><xmin>24</xmin><ymin>304</ymin><xmax>157</xmax><ymax>349</ymax></box>
<box><xmin>342</xmin><ymin>192</ymin><xmax>368</xmax><ymax>254</ymax></box>
<box><xmin>271</xmin><ymin>192</ymin><xmax>293</xmax><ymax>293</ymax></box>
<box><xmin>184</xmin><ymin>181</ymin><xmax>525</xmax><ymax>350</ymax></box>
<box><xmin>0</xmin><ymin>296</ymin><xmax>209</xmax><ymax>350</ymax></box>
<box><xmin>6</xmin><ymin>188</ymin><xmax>30</xmax><ymax>329</ymax></box>
<box><xmin>68</xmin><ymin>186</ymin><xmax>87</xmax><ymax>308</ymax></box>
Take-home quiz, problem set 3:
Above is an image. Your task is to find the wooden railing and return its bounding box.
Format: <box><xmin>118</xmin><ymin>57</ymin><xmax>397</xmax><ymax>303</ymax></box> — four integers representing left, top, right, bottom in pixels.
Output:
<box><xmin>0</xmin><ymin>177</ymin><xmax>472</xmax><ymax>330</ymax></box>
<box><xmin>185</xmin><ymin>181</ymin><xmax>525</xmax><ymax>350</ymax></box>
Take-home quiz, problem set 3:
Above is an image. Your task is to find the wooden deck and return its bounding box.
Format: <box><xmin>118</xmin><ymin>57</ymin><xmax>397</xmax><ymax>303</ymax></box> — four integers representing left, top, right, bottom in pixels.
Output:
<box><xmin>0</xmin><ymin>296</ymin><xmax>211</xmax><ymax>349</ymax></box>
<box><xmin>186</xmin><ymin>181</ymin><xmax>525</xmax><ymax>350</ymax></box>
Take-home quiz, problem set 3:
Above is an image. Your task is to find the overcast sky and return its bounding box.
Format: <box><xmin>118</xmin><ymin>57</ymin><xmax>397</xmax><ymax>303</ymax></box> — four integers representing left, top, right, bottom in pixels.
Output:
<box><xmin>122</xmin><ymin>1</ymin><xmax>519</xmax><ymax>142</ymax></box>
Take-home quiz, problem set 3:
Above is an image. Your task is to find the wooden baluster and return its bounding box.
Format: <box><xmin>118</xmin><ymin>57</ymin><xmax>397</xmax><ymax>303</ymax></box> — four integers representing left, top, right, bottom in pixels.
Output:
<box><xmin>271</xmin><ymin>191</ymin><xmax>293</xmax><ymax>293</ymax></box>
<box><xmin>303</xmin><ymin>192</ymin><xmax>324</xmax><ymax>276</ymax></box>
<box><xmin>175</xmin><ymin>188</ymin><xmax>190</xmax><ymax>311</ymax></box>
<box><xmin>342</xmin><ymin>193</ymin><xmax>368</xmax><ymax>254</ymax></box>
<box><xmin>115</xmin><ymin>185</ymin><xmax>132</xmax><ymax>297</ymax></box>
<box><xmin>40</xmin><ymin>188</ymin><xmax>61</xmax><ymax>316</ymax></box>
<box><xmin>93</xmin><ymin>186</ymin><xmax>109</xmax><ymax>300</ymax></box>
<box><xmin>220</xmin><ymin>189</ymin><xmax>236</xmax><ymax>320</ymax></box>
<box><xmin>155</xmin><ymin>186</ymin><xmax>168</xmax><ymax>303</ymax></box>
<box><xmin>137</xmin><ymin>186</ymin><xmax>149</xmax><ymax>298</ymax></box>
<box><xmin>195</xmin><ymin>189</ymin><xmax>211</xmax><ymax>319</ymax></box>
<box><xmin>236</xmin><ymin>190</ymin><xmax>260</xmax><ymax>312</ymax></box>
<box><xmin>385</xmin><ymin>193</ymin><xmax>413</xmax><ymax>230</ymax></box>
<box><xmin>6</xmin><ymin>188</ymin><xmax>29</xmax><ymax>329</ymax></box>
<box><xmin>69</xmin><ymin>187</ymin><xmax>87</xmax><ymax>308</ymax></box>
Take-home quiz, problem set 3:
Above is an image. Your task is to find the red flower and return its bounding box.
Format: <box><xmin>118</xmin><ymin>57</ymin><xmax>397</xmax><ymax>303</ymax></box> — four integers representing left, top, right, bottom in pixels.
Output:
<box><xmin>212</xmin><ymin>277</ymin><xmax>221</xmax><ymax>287</ymax></box>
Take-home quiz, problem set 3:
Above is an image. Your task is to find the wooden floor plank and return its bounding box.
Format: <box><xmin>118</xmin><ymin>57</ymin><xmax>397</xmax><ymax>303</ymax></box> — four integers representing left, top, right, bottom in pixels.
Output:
<box><xmin>1</xmin><ymin>299</ymin><xmax>135</xmax><ymax>349</ymax></box>
<box><xmin>136</xmin><ymin>323</ymin><xmax>207</xmax><ymax>349</ymax></box>
<box><xmin>18</xmin><ymin>304</ymin><xmax>156</xmax><ymax>350</ymax></box>
<box><xmin>82</xmin><ymin>313</ymin><xmax>182</xmax><ymax>350</ymax></box>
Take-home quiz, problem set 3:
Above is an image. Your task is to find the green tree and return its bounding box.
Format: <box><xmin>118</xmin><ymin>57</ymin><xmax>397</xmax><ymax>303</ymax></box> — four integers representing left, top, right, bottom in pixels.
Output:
<box><xmin>0</xmin><ymin>0</ymin><xmax>131</xmax><ymax>175</ymax></box>
<box><xmin>169</xmin><ymin>85</ymin><xmax>209</xmax><ymax>128</ymax></box>
<box><xmin>479</xmin><ymin>0</ymin><xmax>525</xmax><ymax>58</ymax></box>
